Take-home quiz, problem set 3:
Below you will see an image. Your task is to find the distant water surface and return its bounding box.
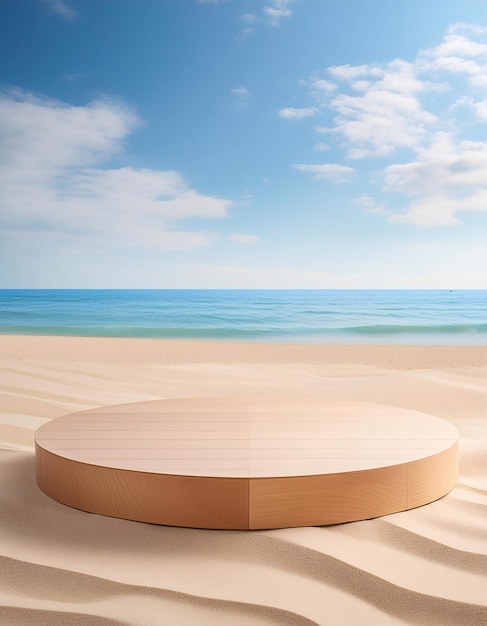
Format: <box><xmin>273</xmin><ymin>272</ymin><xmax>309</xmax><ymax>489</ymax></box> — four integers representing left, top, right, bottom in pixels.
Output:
<box><xmin>0</xmin><ymin>289</ymin><xmax>486</xmax><ymax>345</ymax></box>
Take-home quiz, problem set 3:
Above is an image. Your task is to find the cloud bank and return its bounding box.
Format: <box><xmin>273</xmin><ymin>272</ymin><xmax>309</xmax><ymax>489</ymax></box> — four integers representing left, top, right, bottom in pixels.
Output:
<box><xmin>0</xmin><ymin>90</ymin><xmax>232</xmax><ymax>251</ymax></box>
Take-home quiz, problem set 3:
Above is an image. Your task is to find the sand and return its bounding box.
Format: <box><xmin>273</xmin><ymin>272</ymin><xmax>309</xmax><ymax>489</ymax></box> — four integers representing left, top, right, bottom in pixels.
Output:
<box><xmin>1</xmin><ymin>335</ymin><xmax>486</xmax><ymax>625</ymax></box>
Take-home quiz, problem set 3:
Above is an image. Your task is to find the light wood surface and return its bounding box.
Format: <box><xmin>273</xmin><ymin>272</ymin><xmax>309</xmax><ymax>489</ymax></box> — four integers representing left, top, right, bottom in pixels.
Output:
<box><xmin>35</xmin><ymin>398</ymin><xmax>458</xmax><ymax>529</ymax></box>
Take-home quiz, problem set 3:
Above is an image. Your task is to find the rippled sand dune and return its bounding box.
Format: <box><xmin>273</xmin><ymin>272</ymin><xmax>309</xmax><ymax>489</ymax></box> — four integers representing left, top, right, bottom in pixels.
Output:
<box><xmin>1</xmin><ymin>335</ymin><xmax>486</xmax><ymax>625</ymax></box>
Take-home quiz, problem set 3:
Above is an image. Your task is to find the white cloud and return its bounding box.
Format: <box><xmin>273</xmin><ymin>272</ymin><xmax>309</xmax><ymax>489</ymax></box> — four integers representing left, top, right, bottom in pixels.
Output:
<box><xmin>235</xmin><ymin>27</ymin><xmax>256</xmax><ymax>41</ymax></box>
<box><xmin>328</xmin><ymin>64</ymin><xmax>384</xmax><ymax>81</ymax></box>
<box><xmin>384</xmin><ymin>133</ymin><xmax>487</xmax><ymax>195</ymax></box>
<box><xmin>310</xmin><ymin>79</ymin><xmax>337</xmax><ymax>93</ymax></box>
<box><xmin>418</xmin><ymin>22</ymin><xmax>487</xmax><ymax>84</ymax></box>
<box><xmin>62</xmin><ymin>72</ymin><xmax>86</xmax><ymax>82</ymax></box>
<box><xmin>284</xmin><ymin>22</ymin><xmax>487</xmax><ymax>229</ymax></box>
<box><xmin>313</xmin><ymin>142</ymin><xmax>328</xmax><ymax>152</ymax></box>
<box><xmin>383</xmin><ymin>133</ymin><xmax>487</xmax><ymax>226</ymax></box>
<box><xmin>0</xmin><ymin>90</ymin><xmax>138</xmax><ymax>170</ymax></box>
<box><xmin>263</xmin><ymin>0</ymin><xmax>293</xmax><ymax>27</ymax></box>
<box><xmin>0</xmin><ymin>90</ymin><xmax>232</xmax><ymax>251</ymax></box>
<box><xmin>292</xmin><ymin>163</ymin><xmax>355</xmax><ymax>182</ymax></box>
<box><xmin>304</xmin><ymin>78</ymin><xmax>338</xmax><ymax>104</ymax></box>
<box><xmin>295</xmin><ymin>24</ymin><xmax>487</xmax><ymax>160</ymax></box>
<box><xmin>230</xmin><ymin>233</ymin><xmax>260</xmax><ymax>244</ymax></box>
<box><xmin>239</xmin><ymin>189</ymin><xmax>254</xmax><ymax>204</ymax></box>
<box><xmin>231</xmin><ymin>86</ymin><xmax>250</xmax><ymax>108</ymax></box>
<box><xmin>231</xmin><ymin>86</ymin><xmax>249</xmax><ymax>96</ymax></box>
<box><xmin>328</xmin><ymin>60</ymin><xmax>437</xmax><ymax>158</ymax></box>
<box><xmin>241</xmin><ymin>13</ymin><xmax>258</xmax><ymax>23</ymax></box>
<box><xmin>278</xmin><ymin>107</ymin><xmax>316</xmax><ymax>120</ymax></box>
<box><xmin>236</xmin><ymin>12</ymin><xmax>259</xmax><ymax>39</ymax></box>
<box><xmin>201</xmin><ymin>0</ymin><xmax>295</xmax><ymax>38</ymax></box>
<box><xmin>40</xmin><ymin>0</ymin><xmax>77</xmax><ymax>20</ymax></box>
<box><xmin>353</xmin><ymin>194</ymin><xmax>389</xmax><ymax>217</ymax></box>
<box><xmin>472</xmin><ymin>99</ymin><xmax>487</xmax><ymax>121</ymax></box>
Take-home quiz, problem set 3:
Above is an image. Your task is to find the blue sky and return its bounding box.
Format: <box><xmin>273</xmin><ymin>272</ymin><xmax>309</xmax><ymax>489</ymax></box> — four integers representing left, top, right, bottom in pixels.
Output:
<box><xmin>1</xmin><ymin>0</ymin><xmax>487</xmax><ymax>288</ymax></box>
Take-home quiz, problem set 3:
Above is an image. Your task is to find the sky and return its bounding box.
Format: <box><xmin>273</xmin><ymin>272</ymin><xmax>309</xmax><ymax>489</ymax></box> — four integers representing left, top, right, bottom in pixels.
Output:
<box><xmin>1</xmin><ymin>0</ymin><xmax>487</xmax><ymax>289</ymax></box>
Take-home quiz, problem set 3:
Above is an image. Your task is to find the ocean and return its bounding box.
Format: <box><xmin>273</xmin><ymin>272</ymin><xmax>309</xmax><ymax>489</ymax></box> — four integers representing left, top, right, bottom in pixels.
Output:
<box><xmin>0</xmin><ymin>289</ymin><xmax>486</xmax><ymax>345</ymax></box>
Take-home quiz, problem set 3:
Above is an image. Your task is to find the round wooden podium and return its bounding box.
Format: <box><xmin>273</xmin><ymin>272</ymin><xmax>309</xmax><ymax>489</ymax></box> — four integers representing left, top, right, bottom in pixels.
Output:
<box><xmin>35</xmin><ymin>398</ymin><xmax>458</xmax><ymax>529</ymax></box>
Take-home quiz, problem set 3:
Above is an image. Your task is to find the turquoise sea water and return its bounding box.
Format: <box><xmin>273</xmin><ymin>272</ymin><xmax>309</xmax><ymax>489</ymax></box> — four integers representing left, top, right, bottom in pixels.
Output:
<box><xmin>0</xmin><ymin>289</ymin><xmax>486</xmax><ymax>345</ymax></box>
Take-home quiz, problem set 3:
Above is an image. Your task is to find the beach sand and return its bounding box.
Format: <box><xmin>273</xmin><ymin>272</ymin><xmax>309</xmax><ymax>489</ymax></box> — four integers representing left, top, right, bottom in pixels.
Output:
<box><xmin>1</xmin><ymin>335</ymin><xmax>486</xmax><ymax>625</ymax></box>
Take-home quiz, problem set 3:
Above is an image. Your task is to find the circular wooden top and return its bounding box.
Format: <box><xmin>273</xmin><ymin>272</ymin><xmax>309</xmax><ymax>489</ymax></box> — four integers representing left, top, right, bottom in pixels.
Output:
<box><xmin>35</xmin><ymin>398</ymin><xmax>458</xmax><ymax>479</ymax></box>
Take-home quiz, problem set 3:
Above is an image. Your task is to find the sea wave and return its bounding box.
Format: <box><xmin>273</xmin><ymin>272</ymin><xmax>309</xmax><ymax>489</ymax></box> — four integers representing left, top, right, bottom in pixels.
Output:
<box><xmin>1</xmin><ymin>322</ymin><xmax>487</xmax><ymax>343</ymax></box>
<box><xmin>343</xmin><ymin>324</ymin><xmax>487</xmax><ymax>335</ymax></box>
<box><xmin>1</xmin><ymin>289</ymin><xmax>486</xmax><ymax>345</ymax></box>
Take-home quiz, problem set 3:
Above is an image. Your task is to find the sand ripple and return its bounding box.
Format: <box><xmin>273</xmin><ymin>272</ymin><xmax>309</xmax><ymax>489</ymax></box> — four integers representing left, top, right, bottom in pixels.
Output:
<box><xmin>1</xmin><ymin>337</ymin><xmax>486</xmax><ymax>625</ymax></box>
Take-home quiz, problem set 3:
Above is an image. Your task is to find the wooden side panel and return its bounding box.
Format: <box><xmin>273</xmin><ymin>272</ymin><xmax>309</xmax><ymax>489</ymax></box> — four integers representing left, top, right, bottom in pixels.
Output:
<box><xmin>248</xmin><ymin>464</ymin><xmax>408</xmax><ymax>530</ymax></box>
<box><xmin>407</xmin><ymin>443</ymin><xmax>458</xmax><ymax>509</ymax></box>
<box><xmin>36</xmin><ymin>444</ymin><xmax>249</xmax><ymax>530</ymax></box>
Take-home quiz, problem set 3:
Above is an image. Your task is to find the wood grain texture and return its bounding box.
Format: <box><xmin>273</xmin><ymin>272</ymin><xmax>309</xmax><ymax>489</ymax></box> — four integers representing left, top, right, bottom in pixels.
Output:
<box><xmin>248</xmin><ymin>464</ymin><xmax>408</xmax><ymax>529</ymax></box>
<box><xmin>407</xmin><ymin>443</ymin><xmax>459</xmax><ymax>509</ymax></box>
<box><xmin>35</xmin><ymin>398</ymin><xmax>459</xmax><ymax>529</ymax></box>
<box><xmin>36</xmin><ymin>445</ymin><xmax>249</xmax><ymax>529</ymax></box>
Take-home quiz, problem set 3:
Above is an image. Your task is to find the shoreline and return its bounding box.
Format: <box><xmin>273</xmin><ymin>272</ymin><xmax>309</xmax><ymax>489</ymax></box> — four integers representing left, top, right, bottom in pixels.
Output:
<box><xmin>1</xmin><ymin>333</ymin><xmax>487</xmax><ymax>369</ymax></box>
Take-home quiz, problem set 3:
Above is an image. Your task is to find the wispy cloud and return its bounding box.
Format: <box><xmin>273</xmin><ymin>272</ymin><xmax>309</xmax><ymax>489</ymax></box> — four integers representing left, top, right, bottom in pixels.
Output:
<box><xmin>263</xmin><ymin>0</ymin><xmax>294</xmax><ymax>27</ymax></box>
<box><xmin>303</xmin><ymin>77</ymin><xmax>338</xmax><ymax>104</ymax></box>
<box><xmin>40</xmin><ymin>0</ymin><xmax>77</xmax><ymax>21</ymax></box>
<box><xmin>353</xmin><ymin>194</ymin><xmax>388</xmax><ymax>217</ymax></box>
<box><xmin>292</xmin><ymin>163</ymin><xmax>355</xmax><ymax>182</ymax></box>
<box><xmin>62</xmin><ymin>72</ymin><xmax>87</xmax><ymax>82</ymax></box>
<box><xmin>0</xmin><ymin>90</ymin><xmax>232</xmax><ymax>250</ymax></box>
<box><xmin>231</xmin><ymin>86</ymin><xmax>250</xmax><ymax>108</ymax></box>
<box><xmin>278</xmin><ymin>107</ymin><xmax>316</xmax><ymax>120</ymax></box>
<box><xmin>234</xmin><ymin>1</ymin><xmax>295</xmax><ymax>39</ymax></box>
<box><xmin>235</xmin><ymin>27</ymin><xmax>256</xmax><ymax>41</ymax></box>
<box><xmin>231</xmin><ymin>86</ymin><xmax>249</xmax><ymax>96</ymax></box>
<box><xmin>241</xmin><ymin>13</ymin><xmax>258</xmax><ymax>24</ymax></box>
<box><xmin>235</xmin><ymin>14</ymin><xmax>257</xmax><ymax>40</ymax></box>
